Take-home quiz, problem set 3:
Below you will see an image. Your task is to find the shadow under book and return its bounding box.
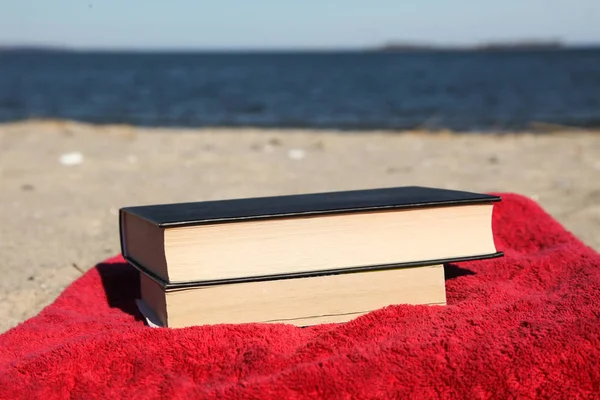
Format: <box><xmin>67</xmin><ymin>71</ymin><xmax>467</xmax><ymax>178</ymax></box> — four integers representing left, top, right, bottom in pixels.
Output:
<box><xmin>119</xmin><ymin>186</ymin><xmax>502</xmax><ymax>328</ymax></box>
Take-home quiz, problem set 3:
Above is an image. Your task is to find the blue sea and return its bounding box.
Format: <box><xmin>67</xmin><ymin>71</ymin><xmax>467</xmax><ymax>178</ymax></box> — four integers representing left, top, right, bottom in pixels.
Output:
<box><xmin>1</xmin><ymin>49</ymin><xmax>599</xmax><ymax>131</ymax></box>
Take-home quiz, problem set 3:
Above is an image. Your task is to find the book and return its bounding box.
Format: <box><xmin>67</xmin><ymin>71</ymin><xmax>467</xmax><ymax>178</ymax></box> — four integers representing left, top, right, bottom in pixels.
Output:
<box><xmin>120</xmin><ymin>186</ymin><xmax>502</xmax><ymax>286</ymax></box>
<box><xmin>137</xmin><ymin>264</ymin><xmax>446</xmax><ymax>328</ymax></box>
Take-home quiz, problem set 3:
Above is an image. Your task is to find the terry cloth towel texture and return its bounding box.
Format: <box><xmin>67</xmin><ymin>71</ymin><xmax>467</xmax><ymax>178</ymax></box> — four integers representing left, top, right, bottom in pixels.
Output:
<box><xmin>0</xmin><ymin>193</ymin><xmax>599</xmax><ymax>399</ymax></box>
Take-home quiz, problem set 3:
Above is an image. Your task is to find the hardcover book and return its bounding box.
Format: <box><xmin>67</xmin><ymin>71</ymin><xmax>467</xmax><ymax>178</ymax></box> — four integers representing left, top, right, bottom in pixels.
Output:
<box><xmin>120</xmin><ymin>186</ymin><xmax>502</xmax><ymax>287</ymax></box>
<box><xmin>137</xmin><ymin>264</ymin><xmax>447</xmax><ymax>328</ymax></box>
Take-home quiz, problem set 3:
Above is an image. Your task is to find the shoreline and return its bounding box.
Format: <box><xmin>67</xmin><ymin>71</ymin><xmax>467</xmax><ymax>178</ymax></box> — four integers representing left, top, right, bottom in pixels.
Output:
<box><xmin>1</xmin><ymin>120</ymin><xmax>599</xmax><ymax>333</ymax></box>
<box><xmin>2</xmin><ymin>118</ymin><xmax>599</xmax><ymax>136</ymax></box>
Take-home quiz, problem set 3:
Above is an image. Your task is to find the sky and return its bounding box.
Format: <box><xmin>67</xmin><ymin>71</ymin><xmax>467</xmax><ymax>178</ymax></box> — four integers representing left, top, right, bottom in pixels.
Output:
<box><xmin>1</xmin><ymin>0</ymin><xmax>599</xmax><ymax>50</ymax></box>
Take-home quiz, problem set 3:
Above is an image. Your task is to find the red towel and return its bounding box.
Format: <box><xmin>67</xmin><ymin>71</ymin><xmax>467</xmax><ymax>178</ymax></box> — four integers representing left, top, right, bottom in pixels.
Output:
<box><xmin>1</xmin><ymin>193</ymin><xmax>599</xmax><ymax>399</ymax></box>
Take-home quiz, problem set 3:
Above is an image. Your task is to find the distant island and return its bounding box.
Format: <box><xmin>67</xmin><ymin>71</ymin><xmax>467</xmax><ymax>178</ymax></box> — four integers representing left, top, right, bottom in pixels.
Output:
<box><xmin>376</xmin><ymin>40</ymin><xmax>566</xmax><ymax>52</ymax></box>
<box><xmin>0</xmin><ymin>45</ymin><xmax>71</xmax><ymax>53</ymax></box>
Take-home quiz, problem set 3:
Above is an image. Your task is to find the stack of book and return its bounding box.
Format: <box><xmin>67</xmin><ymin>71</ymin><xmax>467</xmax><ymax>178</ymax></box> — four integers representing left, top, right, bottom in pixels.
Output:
<box><xmin>119</xmin><ymin>186</ymin><xmax>502</xmax><ymax>328</ymax></box>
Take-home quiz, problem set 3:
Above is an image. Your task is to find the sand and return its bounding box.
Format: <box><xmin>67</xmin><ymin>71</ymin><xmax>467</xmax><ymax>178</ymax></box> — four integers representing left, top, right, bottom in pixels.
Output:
<box><xmin>1</xmin><ymin>120</ymin><xmax>599</xmax><ymax>333</ymax></box>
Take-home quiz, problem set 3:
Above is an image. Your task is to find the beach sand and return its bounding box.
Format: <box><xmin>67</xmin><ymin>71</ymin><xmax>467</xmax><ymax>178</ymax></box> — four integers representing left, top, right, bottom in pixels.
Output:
<box><xmin>1</xmin><ymin>120</ymin><xmax>599</xmax><ymax>333</ymax></box>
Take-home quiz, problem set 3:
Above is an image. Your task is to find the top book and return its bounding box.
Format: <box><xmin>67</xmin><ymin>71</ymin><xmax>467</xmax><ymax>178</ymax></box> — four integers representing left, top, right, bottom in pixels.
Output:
<box><xmin>120</xmin><ymin>186</ymin><xmax>502</xmax><ymax>286</ymax></box>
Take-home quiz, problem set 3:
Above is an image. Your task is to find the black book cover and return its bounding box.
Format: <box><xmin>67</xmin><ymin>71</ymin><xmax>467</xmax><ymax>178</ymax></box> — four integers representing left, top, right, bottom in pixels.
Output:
<box><xmin>120</xmin><ymin>186</ymin><xmax>500</xmax><ymax>228</ymax></box>
<box><xmin>131</xmin><ymin>253</ymin><xmax>504</xmax><ymax>290</ymax></box>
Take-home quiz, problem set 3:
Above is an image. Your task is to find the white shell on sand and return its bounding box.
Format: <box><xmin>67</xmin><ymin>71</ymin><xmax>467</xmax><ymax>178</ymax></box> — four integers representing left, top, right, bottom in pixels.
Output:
<box><xmin>59</xmin><ymin>152</ymin><xmax>84</xmax><ymax>166</ymax></box>
<box><xmin>288</xmin><ymin>148</ymin><xmax>306</xmax><ymax>160</ymax></box>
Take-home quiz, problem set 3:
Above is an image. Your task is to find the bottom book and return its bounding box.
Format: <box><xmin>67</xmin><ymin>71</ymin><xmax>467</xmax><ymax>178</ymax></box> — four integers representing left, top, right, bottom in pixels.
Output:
<box><xmin>137</xmin><ymin>264</ymin><xmax>447</xmax><ymax>328</ymax></box>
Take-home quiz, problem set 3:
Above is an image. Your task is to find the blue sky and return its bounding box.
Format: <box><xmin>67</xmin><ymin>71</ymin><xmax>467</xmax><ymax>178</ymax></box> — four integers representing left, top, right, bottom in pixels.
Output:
<box><xmin>1</xmin><ymin>0</ymin><xmax>599</xmax><ymax>50</ymax></box>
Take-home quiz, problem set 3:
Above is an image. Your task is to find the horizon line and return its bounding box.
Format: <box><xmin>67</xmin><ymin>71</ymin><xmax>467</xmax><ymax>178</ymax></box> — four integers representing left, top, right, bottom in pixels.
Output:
<box><xmin>2</xmin><ymin>40</ymin><xmax>600</xmax><ymax>53</ymax></box>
